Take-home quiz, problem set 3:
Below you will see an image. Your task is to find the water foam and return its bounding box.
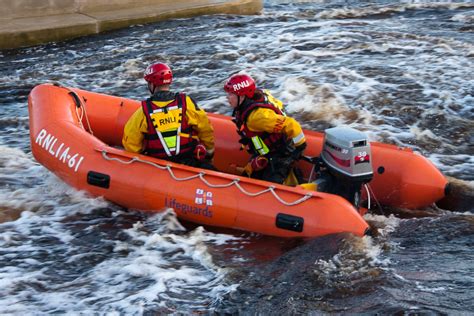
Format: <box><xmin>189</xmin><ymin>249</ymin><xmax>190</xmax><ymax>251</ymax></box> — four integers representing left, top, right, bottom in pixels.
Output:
<box><xmin>0</xmin><ymin>146</ymin><xmax>239</xmax><ymax>314</ymax></box>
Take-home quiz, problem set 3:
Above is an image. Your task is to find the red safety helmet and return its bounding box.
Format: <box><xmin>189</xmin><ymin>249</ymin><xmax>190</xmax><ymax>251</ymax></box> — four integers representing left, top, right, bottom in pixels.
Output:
<box><xmin>144</xmin><ymin>63</ymin><xmax>173</xmax><ymax>86</ymax></box>
<box><xmin>224</xmin><ymin>74</ymin><xmax>256</xmax><ymax>98</ymax></box>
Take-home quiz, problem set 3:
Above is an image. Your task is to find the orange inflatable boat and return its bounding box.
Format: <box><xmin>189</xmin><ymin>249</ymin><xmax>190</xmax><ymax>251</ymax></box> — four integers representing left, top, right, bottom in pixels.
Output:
<box><xmin>28</xmin><ymin>84</ymin><xmax>448</xmax><ymax>238</ymax></box>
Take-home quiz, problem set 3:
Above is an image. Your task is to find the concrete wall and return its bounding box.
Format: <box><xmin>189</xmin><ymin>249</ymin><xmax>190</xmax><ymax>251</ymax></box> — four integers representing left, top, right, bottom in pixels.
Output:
<box><xmin>2</xmin><ymin>0</ymin><xmax>77</xmax><ymax>19</ymax></box>
<box><xmin>2</xmin><ymin>0</ymin><xmax>187</xmax><ymax>18</ymax></box>
<box><xmin>2</xmin><ymin>0</ymin><xmax>262</xmax><ymax>18</ymax></box>
<box><xmin>1</xmin><ymin>0</ymin><xmax>263</xmax><ymax>49</ymax></box>
<box><xmin>78</xmin><ymin>0</ymin><xmax>184</xmax><ymax>13</ymax></box>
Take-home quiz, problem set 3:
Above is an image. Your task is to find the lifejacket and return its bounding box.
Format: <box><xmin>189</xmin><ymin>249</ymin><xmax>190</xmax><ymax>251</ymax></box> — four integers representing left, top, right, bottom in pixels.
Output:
<box><xmin>261</xmin><ymin>89</ymin><xmax>286</xmax><ymax>116</ymax></box>
<box><xmin>142</xmin><ymin>93</ymin><xmax>198</xmax><ymax>158</ymax></box>
<box><xmin>233</xmin><ymin>90</ymin><xmax>289</xmax><ymax>156</ymax></box>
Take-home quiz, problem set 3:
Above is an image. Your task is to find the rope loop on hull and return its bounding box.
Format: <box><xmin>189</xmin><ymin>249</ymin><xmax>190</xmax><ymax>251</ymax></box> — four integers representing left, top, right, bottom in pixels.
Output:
<box><xmin>101</xmin><ymin>150</ymin><xmax>312</xmax><ymax>206</ymax></box>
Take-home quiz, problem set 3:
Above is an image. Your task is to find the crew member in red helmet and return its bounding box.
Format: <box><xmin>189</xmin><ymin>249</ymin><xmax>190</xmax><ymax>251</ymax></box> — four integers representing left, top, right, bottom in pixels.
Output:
<box><xmin>123</xmin><ymin>62</ymin><xmax>215</xmax><ymax>169</ymax></box>
<box><xmin>224</xmin><ymin>73</ymin><xmax>306</xmax><ymax>184</ymax></box>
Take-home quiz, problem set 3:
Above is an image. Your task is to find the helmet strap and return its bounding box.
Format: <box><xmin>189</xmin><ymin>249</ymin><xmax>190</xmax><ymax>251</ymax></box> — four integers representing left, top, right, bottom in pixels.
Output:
<box><xmin>237</xmin><ymin>95</ymin><xmax>246</xmax><ymax>107</ymax></box>
<box><xmin>148</xmin><ymin>82</ymin><xmax>156</xmax><ymax>95</ymax></box>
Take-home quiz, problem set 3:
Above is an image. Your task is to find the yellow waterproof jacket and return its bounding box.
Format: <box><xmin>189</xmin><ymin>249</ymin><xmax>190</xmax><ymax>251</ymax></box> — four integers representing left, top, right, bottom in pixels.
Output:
<box><xmin>122</xmin><ymin>94</ymin><xmax>214</xmax><ymax>154</ymax></box>
<box><xmin>246</xmin><ymin>107</ymin><xmax>306</xmax><ymax>147</ymax></box>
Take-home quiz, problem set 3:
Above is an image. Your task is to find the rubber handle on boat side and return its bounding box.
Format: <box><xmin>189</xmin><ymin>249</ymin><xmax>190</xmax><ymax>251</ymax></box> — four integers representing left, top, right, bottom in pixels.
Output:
<box><xmin>87</xmin><ymin>171</ymin><xmax>110</xmax><ymax>189</ymax></box>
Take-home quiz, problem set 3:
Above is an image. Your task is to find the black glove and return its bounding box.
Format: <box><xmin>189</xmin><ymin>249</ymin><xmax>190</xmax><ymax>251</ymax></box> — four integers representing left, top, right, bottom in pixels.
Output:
<box><xmin>291</xmin><ymin>142</ymin><xmax>307</xmax><ymax>160</ymax></box>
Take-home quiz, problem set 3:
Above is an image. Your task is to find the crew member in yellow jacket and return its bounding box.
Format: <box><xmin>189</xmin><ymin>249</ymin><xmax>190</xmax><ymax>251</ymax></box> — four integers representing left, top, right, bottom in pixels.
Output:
<box><xmin>123</xmin><ymin>62</ymin><xmax>215</xmax><ymax>170</ymax></box>
<box><xmin>223</xmin><ymin>73</ymin><xmax>306</xmax><ymax>185</ymax></box>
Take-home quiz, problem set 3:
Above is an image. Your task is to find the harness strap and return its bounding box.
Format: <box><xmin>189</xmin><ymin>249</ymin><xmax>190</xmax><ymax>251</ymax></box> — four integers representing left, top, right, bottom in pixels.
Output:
<box><xmin>144</xmin><ymin>130</ymin><xmax>198</xmax><ymax>140</ymax></box>
<box><xmin>145</xmin><ymin>141</ymin><xmax>197</xmax><ymax>154</ymax></box>
<box><xmin>241</xmin><ymin>102</ymin><xmax>283</xmax><ymax>125</ymax></box>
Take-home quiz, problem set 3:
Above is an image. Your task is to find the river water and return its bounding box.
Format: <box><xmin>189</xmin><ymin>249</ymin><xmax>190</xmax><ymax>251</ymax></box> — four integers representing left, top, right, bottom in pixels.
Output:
<box><xmin>1</xmin><ymin>0</ymin><xmax>473</xmax><ymax>314</ymax></box>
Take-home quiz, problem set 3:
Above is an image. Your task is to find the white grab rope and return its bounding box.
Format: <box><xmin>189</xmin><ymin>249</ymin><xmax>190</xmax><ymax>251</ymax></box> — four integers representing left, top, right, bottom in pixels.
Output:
<box><xmin>69</xmin><ymin>90</ymin><xmax>94</xmax><ymax>135</ymax></box>
<box><xmin>365</xmin><ymin>183</ymin><xmax>385</xmax><ymax>215</ymax></box>
<box><xmin>364</xmin><ymin>183</ymin><xmax>371</xmax><ymax>210</ymax></box>
<box><xmin>52</xmin><ymin>83</ymin><xmax>94</xmax><ymax>135</ymax></box>
<box><xmin>101</xmin><ymin>150</ymin><xmax>312</xmax><ymax>206</ymax></box>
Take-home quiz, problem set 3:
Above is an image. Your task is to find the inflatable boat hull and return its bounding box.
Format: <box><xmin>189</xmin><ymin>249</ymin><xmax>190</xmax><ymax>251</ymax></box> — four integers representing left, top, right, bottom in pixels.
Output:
<box><xmin>28</xmin><ymin>84</ymin><xmax>447</xmax><ymax>237</ymax></box>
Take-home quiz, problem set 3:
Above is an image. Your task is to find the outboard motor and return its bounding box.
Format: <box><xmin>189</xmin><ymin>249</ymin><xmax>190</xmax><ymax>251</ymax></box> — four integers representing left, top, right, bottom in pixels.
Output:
<box><xmin>313</xmin><ymin>126</ymin><xmax>373</xmax><ymax>208</ymax></box>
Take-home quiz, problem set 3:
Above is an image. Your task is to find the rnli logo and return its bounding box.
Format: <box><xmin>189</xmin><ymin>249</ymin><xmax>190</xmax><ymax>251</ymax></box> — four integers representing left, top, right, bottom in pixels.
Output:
<box><xmin>233</xmin><ymin>80</ymin><xmax>250</xmax><ymax>92</ymax></box>
<box><xmin>157</xmin><ymin>116</ymin><xmax>176</xmax><ymax>126</ymax></box>
<box><xmin>144</xmin><ymin>67</ymin><xmax>153</xmax><ymax>76</ymax></box>
<box><xmin>195</xmin><ymin>189</ymin><xmax>213</xmax><ymax>206</ymax></box>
